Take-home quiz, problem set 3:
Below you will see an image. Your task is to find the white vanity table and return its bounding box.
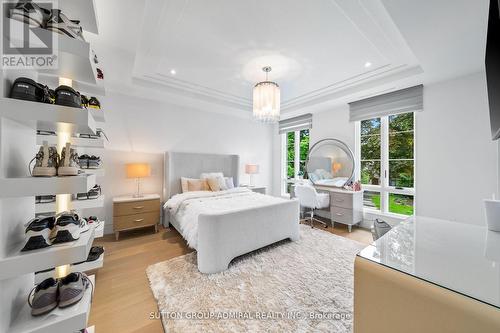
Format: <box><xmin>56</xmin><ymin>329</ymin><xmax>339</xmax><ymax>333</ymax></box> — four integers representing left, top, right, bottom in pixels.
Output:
<box><xmin>314</xmin><ymin>185</ymin><xmax>363</xmax><ymax>232</ymax></box>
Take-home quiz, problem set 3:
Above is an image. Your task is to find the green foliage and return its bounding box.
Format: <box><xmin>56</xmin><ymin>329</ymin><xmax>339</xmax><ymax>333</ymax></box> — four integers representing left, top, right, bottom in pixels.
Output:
<box><xmin>366</xmin><ymin>193</ymin><xmax>414</xmax><ymax>216</ymax></box>
<box><xmin>286</xmin><ymin>130</ymin><xmax>309</xmax><ymax>179</ymax></box>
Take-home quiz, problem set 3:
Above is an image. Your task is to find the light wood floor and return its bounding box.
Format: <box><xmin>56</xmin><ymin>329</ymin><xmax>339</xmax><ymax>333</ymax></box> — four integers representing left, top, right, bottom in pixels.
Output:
<box><xmin>88</xmin><ymin>223</ymin><xmax>372</xmax><ymax>333</ymax></box>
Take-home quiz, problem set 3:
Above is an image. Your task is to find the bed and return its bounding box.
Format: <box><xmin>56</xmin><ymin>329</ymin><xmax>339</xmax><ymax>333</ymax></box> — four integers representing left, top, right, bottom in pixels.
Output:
<box><xmin>163</xmin><ymin>152</ymin><xmax>300</xmax><ymax>274</ymax></box>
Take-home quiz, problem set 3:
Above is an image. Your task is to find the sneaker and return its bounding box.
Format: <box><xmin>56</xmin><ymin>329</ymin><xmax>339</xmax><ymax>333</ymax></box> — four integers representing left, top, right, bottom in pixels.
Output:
<box><xmin>88</xmin><ymin>155</ymin><xmax>102</xmax><ymax>169</ymax></box>
<box><xmin>76</xmin><ymin>192</ymin><xmax>88</xmax><ymax>200</ymax></box>
<box><xmin>88</xmin><ymin>185</ymin><xmax>101</xmax><ymax>199</ymax></box>
<box><xmin>28</xmin><ymin>277</ymin><xmax>58</xmax><ymax>316</ymax></box>
<box><xmin>21</xmin><ymin>216</ymin><xmax>56</xmax><ymax>252</ymax></box>
<box><xmin>96</xmin><ymin>68</ymin><xmax>104</xmax><ymax>80</ymax></box>
<box><xmin>58</xmin><ymin>143</ymin><xmax>80</xmax><ymax>176</ymax></box>
<box><xmin>52</xmin><ymin>211</ymin><xmax>82</xmax><ymax>244</ymax></box>
<box><xmin>58</xmin><ymin>272</ymin><xmax>91</xmax><ymax>308</ymax></box>
<box><xmin>74</xmin><ymin>246</ymin><xmax>104</xmax><ymax>265</ymax></box>
<box><xmin>81</xmin><ymin>94</ymin><xmax>89</xmax><ymax>108</ymax></box>
<box><xmin>55</xmin><ymin>85</ymin><xmax>82</xmax><ymax>108</ymax></box>
<box><xmin>46</xmin><ymin>9</ymin><xmax>85</xmax><ymax>41</ymax></box>
<box><xmin>10</xmin><ymin>77</ymin><xmax>52</xmax><ymax>103</ymax></box>
<box><xmin>78</xmin><ymin>154</ymin><xmax>90</xmax><ymax>169</ymax></box>
<box><xmin>85</xmin><ymin>216</ymin><xmax>101</xmax><ymax>230</ymax></box>
<box><xmin>88</xmin><ymin>97</ymin><xmax>100</xmax><ymax>110</ymax></box>
<box><xmin>9</xmin><ymin>0</ymin><xmax>51</xmax><ymax>28</ymax></box>
<box><xmin>29</xmin><ymin>142</ymin><xmax>58</xmax><ymax>177</ymax></box>
<box><xmin>37</xmin><ymin>130</ymin><xmax>56</xmax><ymax>136</ymax></box>
<box><xmin>36</xmin><ymin>195</ymin><xmax>56</xmax><ymax>203</ymax></box>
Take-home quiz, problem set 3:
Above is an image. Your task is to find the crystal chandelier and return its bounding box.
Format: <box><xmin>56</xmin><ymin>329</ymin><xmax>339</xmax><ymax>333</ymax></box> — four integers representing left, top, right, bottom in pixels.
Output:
<box><xmin>253</xmin><ymin>66</ymin><xmax>280</xmax><ymax>123</ymax></box>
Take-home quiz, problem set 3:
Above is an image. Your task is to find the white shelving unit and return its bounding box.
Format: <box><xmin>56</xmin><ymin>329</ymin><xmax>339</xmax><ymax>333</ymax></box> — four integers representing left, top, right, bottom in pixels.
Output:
<box><xmin>37</xmin><ymin>134</ymin><xmax>106</xmax><ymax>149</ymax></box>
<box><xmin>59</xmin><ymin>0</ymin><xmax>100</xmax><ymax>34</ymax></box>
<box><xmin>0</xmin><ymin>174</ymin><xmax>96</xmax><ymax>198</ymax></box>
<box><xmin>95</xmin><ymin>220</ymin><xmax>105</xmax><ymax>238</ymax></box>
<box><xmin>89</xmin><ymin>109</ymin><xmax>105</xmax><ymax>123</ymax></box>
<box><xmin>35</xmin><ymin>196</ymin><xmax>105</xmax><ymax>214</ymax></box>
<box><xmin>8</xmin><ymin>275</ymin><xmax>95</xmax><ymax>333</ymax></box>
<box><xmin>34</xmin><ymin>252</ymin><xmax>104</xmax><ymax>284</ymax></box>
<box><xmin>84</xmin><ymin>168</ymin><xmax>105</xmax><ymax>177</ymax></box>
<box><xmin>0</xmin><ymin>227</ymin><xmax>95</xmax><ymax>280</ymax></box>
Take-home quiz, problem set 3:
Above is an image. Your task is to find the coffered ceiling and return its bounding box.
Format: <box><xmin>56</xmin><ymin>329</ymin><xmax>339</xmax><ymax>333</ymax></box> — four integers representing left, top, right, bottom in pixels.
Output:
<box><xmin>90</xmin><ymin>0</ymin><xmax>489</xmax><ymax>116</ymax></box>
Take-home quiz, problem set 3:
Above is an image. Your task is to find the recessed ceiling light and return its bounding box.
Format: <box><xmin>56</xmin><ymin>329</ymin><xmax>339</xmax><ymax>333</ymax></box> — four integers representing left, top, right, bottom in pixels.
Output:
<box><xmin>170</xmin><ymin>69</ymin><xmax>176</xmax><ymax>75</ymax></box>
<box><xmin>364</xmin><ymin>62</ymin><xmax>372</xmax><ymax>68</ymax></box>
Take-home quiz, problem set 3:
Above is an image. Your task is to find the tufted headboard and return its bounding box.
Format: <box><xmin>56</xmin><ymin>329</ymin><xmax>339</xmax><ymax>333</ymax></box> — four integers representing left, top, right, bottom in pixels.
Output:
<box><xmin>163</xmin><ymin>151</ymin><xmax>240</xmax><ymax>200</ymax></box>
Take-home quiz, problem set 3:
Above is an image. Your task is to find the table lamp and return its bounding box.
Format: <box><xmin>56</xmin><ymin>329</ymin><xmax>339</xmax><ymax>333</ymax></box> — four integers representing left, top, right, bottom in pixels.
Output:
<box><xmin>245</xmin><ymin>164</ymin><xmax>259</xmax><ymax>187</ymax></box>
<box><xmin>126</xmin><ymin>163</ymin><xmax>151</xmax><ymax>197</ymax></box>
<box><xmin>332</xmin><ymin>162</ymin><xmax>342</xmax><ymax>174</ymax></box>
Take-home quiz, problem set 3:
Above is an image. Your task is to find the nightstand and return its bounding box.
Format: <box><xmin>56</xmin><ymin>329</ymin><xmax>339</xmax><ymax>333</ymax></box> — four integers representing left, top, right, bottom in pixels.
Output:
<box><xmin>113</xmin><ymin>194</ymin><xmax>161</xmax><ymax>240</ymax></box>
<box><xmin>248</xmin><ymin>186</ymin><xmax>266</xmax><ymax>194</ymax></box>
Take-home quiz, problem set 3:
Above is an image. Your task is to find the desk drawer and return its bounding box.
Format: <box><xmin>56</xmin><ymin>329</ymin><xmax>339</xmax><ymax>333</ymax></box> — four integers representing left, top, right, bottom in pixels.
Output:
<box><xmin>114</xmin><ymin>211</ymin><xmax>159</xmax><ymax>231</ymax></box>
<box><xmin>114</xmin><ymin>199</ymin><xmax>160</xmax><ymax>216</ymax></box>
<box><xmin>331</xmin><ymin>192</ymin><xmax>353</xmax><ymax>209</ymax></box>
<box><xmin>331</xmin><ymin>206</ymin><xmax>354</xmax><ymax>224</ymax></box>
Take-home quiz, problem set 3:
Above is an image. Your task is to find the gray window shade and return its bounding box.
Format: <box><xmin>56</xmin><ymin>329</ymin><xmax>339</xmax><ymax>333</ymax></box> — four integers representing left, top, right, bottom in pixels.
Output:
<box><xmin>349</xmin><ymin>85</ymin><xmax>423</xmax><ymax>122</ymax></box>
<box><xmin>279</xmin><ymin>113</ymin><xmax>312</xmax><ymax>134</ymax></box>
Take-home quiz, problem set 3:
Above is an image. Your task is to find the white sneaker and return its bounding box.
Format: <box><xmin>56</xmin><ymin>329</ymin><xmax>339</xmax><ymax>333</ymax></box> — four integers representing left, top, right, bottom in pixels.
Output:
<box><xmin>58</xmin><ymin>142</ymin><xmax>80</xmax><ymax>176</ymax></box>
<box><xmin>9</xmin><ymin>1</ymin><xmax>51</xmax><ymax>28</ymax></box>
<box><xmin>30</xmin><ymin>141</ymin><xmax>58</xmax><ymax>177</ymax></box>
<box><xmin>46</xmin><ymin>9</ymin><xmax>85</xmax><ymax>41</ymax></box>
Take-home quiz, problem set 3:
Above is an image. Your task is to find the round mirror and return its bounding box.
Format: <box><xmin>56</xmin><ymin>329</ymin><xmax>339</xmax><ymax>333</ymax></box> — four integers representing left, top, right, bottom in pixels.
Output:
<box><xmin>306</xmin><ymin>138</ymin><xmax>355</xmax><ymax>187</ymax></box>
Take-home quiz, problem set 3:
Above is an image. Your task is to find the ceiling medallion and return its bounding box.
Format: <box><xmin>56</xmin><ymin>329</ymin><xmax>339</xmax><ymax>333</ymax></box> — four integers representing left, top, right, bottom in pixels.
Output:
<box><xmin>253</xmin><ymin>66</ymin><xmax>280</xmax><ymax>123</ymax></box>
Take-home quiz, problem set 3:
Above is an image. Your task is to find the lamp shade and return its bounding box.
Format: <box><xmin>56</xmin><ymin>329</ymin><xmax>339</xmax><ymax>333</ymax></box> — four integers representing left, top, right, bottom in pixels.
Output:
<box><xmin>245</xmin><ymin>164</ymin><xmax>260</xmax><ymax>175</ymax></box>
<box><xmin>126</xmin><ymin>163</ymin><xmax>151</xmax><ymax>178</ymax></box>
<box><xmin>253</xmin><ymin>81</ymin><xmax>280</xmax><ymax>123</ymax></box>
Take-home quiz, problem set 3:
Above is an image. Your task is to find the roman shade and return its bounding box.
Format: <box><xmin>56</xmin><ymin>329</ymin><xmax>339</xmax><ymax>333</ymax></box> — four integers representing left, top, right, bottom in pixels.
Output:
<box><xmin>349</xmin><ymin>85</ymin><xmax>423</xmax><ymax>122</ymax></box>
<box><xmin>278</xmin><ymin>113</ymin><xmax>313</xmax><ymax>134</ymax></box>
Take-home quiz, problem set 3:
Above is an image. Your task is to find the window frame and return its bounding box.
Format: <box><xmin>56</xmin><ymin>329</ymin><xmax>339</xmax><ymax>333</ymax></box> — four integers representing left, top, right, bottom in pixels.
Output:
<box><xmin>281</xmin><ymin>129</ymin><xmax>309</xmax><ymax>195</ymax></box>
<box><xmin>355</xmin><ymin>112</ymin><xmax>417</xmax><ymax>217</ymax></box>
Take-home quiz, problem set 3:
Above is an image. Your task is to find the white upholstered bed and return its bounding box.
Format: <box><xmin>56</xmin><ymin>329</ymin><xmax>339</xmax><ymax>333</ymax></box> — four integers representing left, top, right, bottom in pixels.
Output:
<box><xmin>163</xmin><ymin>152</ymin><xmax>300</xmax><ymax>274</ymax></box>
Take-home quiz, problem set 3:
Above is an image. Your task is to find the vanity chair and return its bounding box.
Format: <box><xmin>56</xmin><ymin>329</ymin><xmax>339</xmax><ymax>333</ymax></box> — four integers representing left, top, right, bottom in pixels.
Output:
<box><xmin>294</xmin><ymin>184</ymin><xmax>330</xmax><ymax>228</ymax></box>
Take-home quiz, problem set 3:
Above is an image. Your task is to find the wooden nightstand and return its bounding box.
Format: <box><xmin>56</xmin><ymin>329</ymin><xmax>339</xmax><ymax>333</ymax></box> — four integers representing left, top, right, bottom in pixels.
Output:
<box><xmin>113</xmin><ymin>194</ymin><xmax>160</xmax><ymax>240</ymax></box>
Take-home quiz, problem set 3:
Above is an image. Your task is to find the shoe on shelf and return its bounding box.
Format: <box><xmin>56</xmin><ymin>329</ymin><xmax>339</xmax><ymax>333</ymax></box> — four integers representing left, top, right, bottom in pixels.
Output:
<box><xmin>88</xmin><ymin>184</ymin><xmax>101</xmax><ymax>199</ymax></box>
<box><xmin>58</xmin><ymin>142</ymin><xmax>80</xmax><ymax>176</ymax></box>
<box><xmin>88</xmin><ymin>97</ymin><xmax>101</xmax><ymax>110</ymax></box>
<box><xmin>9</xmin><ymin>0</ymin><xmax>51</xmax><ymax>28</ymax></box>
<box><xmin>55</xmin><ymin>85</ymin><xmax>82</xmax><ymax>108</ymax></box>
<box><xmin>96</xmin><ymin>68</ymin><xmax>104</xmax><ymax>80</ymax></box>
<box><xmin>81</xmin><ymin>94</ymin><xmax>89</xmax><ymax>108</ymax></box>
<box><xmin>73</xmin><ymin>245</ymin><xmax>104</xmax><ymax>265</ymax></box>
<box><xmin>76</xmin><ymin>192</ymin><xmax>88</xmax><ymax>200</ymax></box>
<box><xmin>52</xmin><ymin>211</ymin><xmax>82</xmax><ymax>244</ymax></box>
<box><xmin>37</xmin><ymin>130</ymin><xmax>56</xmax><ymax>136</ymax></box>
<box><xmin>10</xmin><ymin>77</ymin><xmax>53</xmax><ymax>103</ymax></box>
<box><xmin>28</xmin><ymin>277</ymin><xmax>58</xmax><ymax>316</ymax></box>
<box><xmin>78</xmin><ymin>154</ymin><xmax>90</xmax><ymax>169</ymax></box>
<box><xmin>36</xmin><ymin>195</ymin><xmax>56</xmax><ymax>204</ymax></box>
<box><xmin>46</xmin><ymin>9</ymin><xmax>85</xmax><ymax>41</ymax></box>
<box><xmin>88</xmin><ymin>155</ymin><xmax>102</xmax><ymax>169</ymax></box>
<box><xmin>21</xmin><ymin>216</ymin><xmax>56</xmax><ymax>252</ymax></box>
<box><xmin>29</xmin><ymin>141</ymin><xmax>59</xmax><ymax>177</ymax></box>
<box><xmin>58</xmin><ymin>272</ymin><xmax>91</xmax><ymax>308</ymax></box>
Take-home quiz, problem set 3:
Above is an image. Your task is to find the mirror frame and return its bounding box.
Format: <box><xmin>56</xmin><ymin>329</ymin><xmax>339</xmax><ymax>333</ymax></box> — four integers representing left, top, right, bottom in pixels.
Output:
<box><xmin>306</xmin><ymin>138</ymin><xmax>356</xmax><ymax>187</ymax></box>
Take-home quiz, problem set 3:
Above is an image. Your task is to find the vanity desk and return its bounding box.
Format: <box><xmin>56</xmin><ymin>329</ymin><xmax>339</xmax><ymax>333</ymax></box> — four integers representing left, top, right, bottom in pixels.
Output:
<box><xmin>314</xmin><ymin>185</ymin><xmax>363</xmax><ymax>232</ymax></box>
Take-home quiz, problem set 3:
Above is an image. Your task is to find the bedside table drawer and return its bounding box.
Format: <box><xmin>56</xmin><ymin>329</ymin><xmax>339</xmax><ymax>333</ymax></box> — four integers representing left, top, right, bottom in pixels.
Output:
<box><xmin>114</xmin><ymin>211</ymin><xmax>159</xmax><ymax>231</ymax></box>
<box><xmin>331</xmin><ymin>192</ymin><xmax>353</xmax><ymax>209</ymax></box>
<box><xmin>114</xmin><ymin>199</ymin><xmax>160</xmax><ymax>216</ymax></box>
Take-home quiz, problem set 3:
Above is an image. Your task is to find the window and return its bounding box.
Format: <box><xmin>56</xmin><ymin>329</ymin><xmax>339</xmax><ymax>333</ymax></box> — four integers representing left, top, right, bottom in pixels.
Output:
<box><xmin>282</xmin><ymin>129</ymin><xmax>309</xmax><ymax>194</ymax></box>
<box><xmin>357</xmin><ymin>112</ymin><xmax>415</xmax><ymax>216</ymax></box>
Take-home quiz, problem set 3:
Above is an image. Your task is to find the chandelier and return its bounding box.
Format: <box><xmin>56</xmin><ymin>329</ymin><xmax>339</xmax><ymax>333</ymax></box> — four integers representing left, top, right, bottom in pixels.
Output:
<box><xmin>253</xmin><ymin>66</ymin><xmax>280</xmax><ymax>123</ymax></box>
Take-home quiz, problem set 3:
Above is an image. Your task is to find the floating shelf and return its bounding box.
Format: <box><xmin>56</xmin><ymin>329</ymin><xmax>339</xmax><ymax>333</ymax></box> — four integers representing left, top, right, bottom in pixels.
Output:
<box><xmin>37</xmin><ymin>134</ymin><xmax>105</xmax><ymax>149</ymax></box>
<box><xmin>9</xmin><ymin>275</ymin><xmax>95</xmax><ymax>333</ymax></box>
<box><xmin>35</xmin><ymin>196</ymin><xmax>105</xmax><ymax>214</ymax></box>
<box><xmin>0</xmin><ymin>227</ymin><xmax>95</xmax><ymax>280</ymax></box>
<box><xmin>83</xmin><ymin>169</ymin><xmax>105</xmax><ymax>177</ymax></box>
<box><xmin>59</xmin><ymin>0</ymin><xmax>100</xmax><ymax>34</ymax></box>
<box><xmin>0</xmin><ymin>174</ymin><xmax>96</xmax><ymax>198</ymax></box>
<box><xmin>6</xmin><ymin>19</ymin><xmax>98</xmax><ymax>84</ymax></box>
<box><xmin>37</xmin><ymin>74</ymin><xmax>106</xmax><ymax>98</ymax></box>
<box><xmin>0</xmin><ymin>98</ymin><xmax>97</xmax><ymax>135</ymax></box>
<box><xmin>35</xmin><ymin>251</ymin><xmax>104</xmax><ymax>284</ymax></box>
<box><xmin>89</xmin><ymin>109</ymin><xmax>105</xmax><ymax>123</ymax></box>
<box><xmin>95</xmin><ymin>220</ymin><xmax>105</xmax><ymax>238</ymax></box>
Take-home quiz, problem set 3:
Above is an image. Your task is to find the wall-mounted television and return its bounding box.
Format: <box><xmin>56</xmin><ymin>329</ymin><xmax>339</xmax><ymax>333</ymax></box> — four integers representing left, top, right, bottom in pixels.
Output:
<box><xmin>486</xmin><ymin>0</ymin><xmax>500</xmax><ymax>140</ymax></box>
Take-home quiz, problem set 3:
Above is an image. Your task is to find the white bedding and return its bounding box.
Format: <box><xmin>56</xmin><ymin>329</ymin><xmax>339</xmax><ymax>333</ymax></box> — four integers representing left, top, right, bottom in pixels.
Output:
<box><xmin>164</xmin><ymin>187</ymin><xmax>287</xmax><ymax>249</ymax></box>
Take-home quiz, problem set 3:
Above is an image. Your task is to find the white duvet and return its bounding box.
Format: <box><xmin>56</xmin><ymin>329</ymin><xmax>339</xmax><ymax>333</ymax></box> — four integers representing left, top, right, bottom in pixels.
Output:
<box><xmin>164</xmin><ymin>188</ymin><xmax>286</xmax><ymax>249</ymax></box>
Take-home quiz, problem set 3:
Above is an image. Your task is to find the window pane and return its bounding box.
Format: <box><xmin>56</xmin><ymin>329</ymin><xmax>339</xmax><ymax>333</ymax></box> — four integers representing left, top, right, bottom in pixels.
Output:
<box><xmin>361</xmin><ymin>118</ymin><xmax>381</xmax><ymax>135</ymax></box>
<box><xmin>299</xmin><ymin>130</ymin><xmax>309</xmax><ymax>161</ymax></box>
<box><xmin>389</xmin><ymin>113</ymin><xmax>414</xmax><ymax>132</ymax></box>
<box><xmin>287</xmin><ymin>162</ymin><xmax>295</xmax><ymax>179</ymax></box>
<box><xmin>389</xmin><ymin>132</ymin><xmax>414</xmax><ymax>159</ymax></box>
<box><xmin>287</xmin><ymin>132</ymin><xmax>295</xmax><ymax>163</ymax></box>
<box><xmin>299</xmin><ymin>161</ymin><xmax>306</xmax><ymax>177</ymax></box>
<box><xmin>389</xmin><ymin>160</ymin><xmax>414</xmax><ymax>188</ymax></box>
<box><xmin>363</xmin><ymin>191</ymin><xmax>381</xmax><ymax>210</ymax></box>
<box><xmin>361</xmin><ymin>135</ymin><xmax>381</xmax><ymax>160</ymax></box>
<box><xmin>389</xmin><ymin>193</ymin><xmax>414</xmax><ymax>215</ymax></box>
<box><xmin>361</xmin><ymin>161</ymin><xmax>381</xmax><ymax>185</ymax></box>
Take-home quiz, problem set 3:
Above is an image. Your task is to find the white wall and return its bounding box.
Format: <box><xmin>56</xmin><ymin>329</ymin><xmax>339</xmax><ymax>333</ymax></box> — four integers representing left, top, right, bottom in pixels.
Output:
<box><xmin>273</xmin><ymin>72</ymin><xmax>498</xmax><ymax>227</ymax></box>
<box><xmin>416</xmin><ymin>72</ymin><xmax>497</xmax><ymax>225</ymax></box>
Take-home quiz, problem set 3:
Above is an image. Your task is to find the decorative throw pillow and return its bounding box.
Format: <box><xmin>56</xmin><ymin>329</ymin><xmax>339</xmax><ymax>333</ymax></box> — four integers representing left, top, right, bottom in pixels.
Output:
<box><xmin>225</xmin><ymin>177</ymin><xmax>235</xmax><ymax>189</ymax></box>
<box><xmin>187</xmin><ymin>179</ymin><xmax>210</xmax><ymax>192</ymax></box>
<box><xmin>200</xmin><ymin>172</ymin><xmax>224</xmax><ymax>180</ymax></box>
<box><xmin>206</xmin><ymin>177</ymin><xmax>222</xmax><ymax>191</ymax></box>
<box><xmin>217</xmin><ymin>177</ymin><xmax>228</xmax><ymax>191</ymax></box>
<box><xmin>181</xmin><ymin>177</ymin><xmax>198</xmax><ymax>193</ymax></box>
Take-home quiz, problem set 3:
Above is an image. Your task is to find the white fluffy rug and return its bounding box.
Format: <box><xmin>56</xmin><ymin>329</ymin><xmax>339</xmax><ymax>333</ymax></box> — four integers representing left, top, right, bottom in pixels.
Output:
<box><xmin>146</xmin><ymin>225</ymin><xmax>365</xmax><ymax>333</ymax></box>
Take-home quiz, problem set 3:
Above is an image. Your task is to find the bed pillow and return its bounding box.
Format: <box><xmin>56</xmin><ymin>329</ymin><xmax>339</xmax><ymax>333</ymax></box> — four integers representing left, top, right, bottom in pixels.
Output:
<box><xmin>225</xmin><ymin>177</ymin><xmax>235</xmax><ymax>189</ymax></box>
<box><xmin>206</xmin><ymin>177</ymin><xmax>222</xmax><ymax>191</ymax></box>
<box><xmin>200</xmin><ymin>172</ymin><xmax>224</xmax><ymax>180</ymax></box>
<box><xmin>187</xmin><ymin>179</ymin><xmax>210</xmax><ymax>192</ymax></box>
<box><xmin>181</xmin><ymin>177</ymin><xmax>198</xmax><ymax>193</ymax></box>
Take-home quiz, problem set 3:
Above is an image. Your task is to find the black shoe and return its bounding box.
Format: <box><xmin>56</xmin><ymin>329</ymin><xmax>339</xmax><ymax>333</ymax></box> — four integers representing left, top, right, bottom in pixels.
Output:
<box><xmin>88</xmin><ymin>185</ymin><xmax>101</xmax><ymax>199</ymax></box>
<box><xmin>74</xmin><ymin>246</ymin><xmax>104</xmax><ymax>265</ymax></box>
<box><xmin>78</xmin><ymin>154</ymin><xmax>90</xmax><ymax>169</ymax></box>
<box><xmin>22</xmin><ymin>216</ymin><xmax>56</xmax><ymax>252</ymax></box>
<box><xmin>38</xmin><ymin>195</ymin><xmax>56</xmax><ymax>203</ymax></box>
<box><xmin>55</xmin><ymin>85</ymin><xmax>82</xmax><ymax>108</ymax></box>
<box><xmin>10</xmin><ymin>77</ymin><xmax>52</xmax><ymax>103</ymax></box>
<box><xmin>81</xmin><ymin>95</ymin><xmax>89</xmax><ymax>108</ymax></box>
<box><xmin>88</xmin><ymin>97</ymin><xmax>101</xmax><ymax>110</ymax></box>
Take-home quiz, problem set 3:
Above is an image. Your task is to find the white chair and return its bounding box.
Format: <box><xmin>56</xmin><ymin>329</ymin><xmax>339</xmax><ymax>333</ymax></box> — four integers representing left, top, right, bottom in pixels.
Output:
<box><xmin>294</xmin><ymin>184</ymin><xmax>330</xmax><ymax>228</ymax></box>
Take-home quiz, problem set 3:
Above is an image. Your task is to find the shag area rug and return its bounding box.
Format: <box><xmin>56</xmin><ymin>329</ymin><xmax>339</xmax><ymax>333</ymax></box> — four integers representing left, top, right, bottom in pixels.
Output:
<box><xmin>146</xmin><ymin>225</ymin><xmax>365</xmax><ymax>333</ymax></box>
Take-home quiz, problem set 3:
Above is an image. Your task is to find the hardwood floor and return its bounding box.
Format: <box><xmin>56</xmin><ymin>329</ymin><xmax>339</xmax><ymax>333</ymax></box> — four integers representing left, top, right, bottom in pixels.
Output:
<box><xmin>88</xmin><ymin>224</ymin><xmax>372</xmax><ymax>333</ymax></box>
